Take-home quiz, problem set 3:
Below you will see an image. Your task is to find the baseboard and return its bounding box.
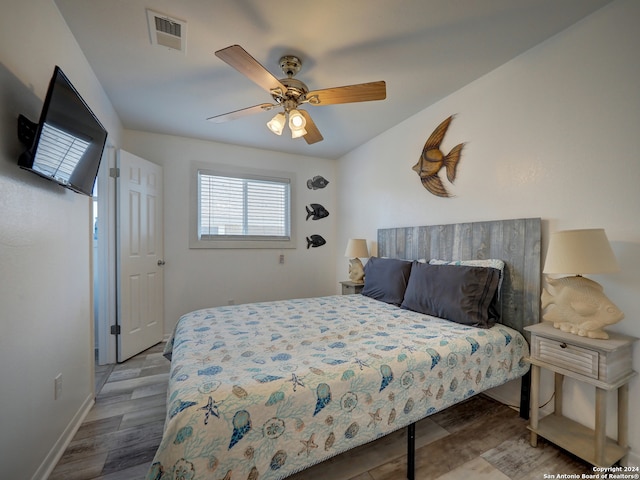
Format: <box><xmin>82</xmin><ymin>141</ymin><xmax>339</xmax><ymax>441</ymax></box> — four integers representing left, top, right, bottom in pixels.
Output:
<box><xmin>626</xmin><ymin>449</ymin><xmax>639</xmax><ymax>468</ymax></box>
<box><xmin>31</xmin><ymin>393</ymin><xmax>95</xmax><ymax>480</ymax></box>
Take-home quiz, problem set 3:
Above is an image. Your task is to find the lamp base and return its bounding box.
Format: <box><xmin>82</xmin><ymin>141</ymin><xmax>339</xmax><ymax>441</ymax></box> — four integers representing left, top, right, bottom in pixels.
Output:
<box><xmin>541</xmin><ymin>275</ymin><xmax>624</xmax><ymax>339</ymax></box>
<box><xmin>348</xmin><ymin>258</ymin><xmax>365</xmax><ymax>284</ymax></box>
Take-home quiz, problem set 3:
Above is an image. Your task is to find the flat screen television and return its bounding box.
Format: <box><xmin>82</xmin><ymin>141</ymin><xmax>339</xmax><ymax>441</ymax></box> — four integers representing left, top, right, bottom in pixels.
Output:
<box><xmin>18</xmin><ymin>66</ymin><xmax>108</xmax><ymax>196</ymax></box>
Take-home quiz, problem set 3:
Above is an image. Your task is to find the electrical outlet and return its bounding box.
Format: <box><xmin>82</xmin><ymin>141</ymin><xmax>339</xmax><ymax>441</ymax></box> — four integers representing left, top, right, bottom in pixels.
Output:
<box><xmin>54</xmin><ymin>373</ymin><xmax>62</xmax><ymax>400</ymax></box>
<box><xmin>279</xmin><ymin>254</ymin><xmax>285</xmax><ymax>264</ymax></box>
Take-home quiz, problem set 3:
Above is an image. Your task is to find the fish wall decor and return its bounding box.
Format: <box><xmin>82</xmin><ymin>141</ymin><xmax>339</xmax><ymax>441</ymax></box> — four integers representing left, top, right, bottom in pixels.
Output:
<box><xmin>305</xmin><ymin>203</ymin><xmax>330</xmax><ymax>221</ymax></box>
<box><xmin>412</xmin><ymin>115</ymin><xmax>465</xmax><ymax>197</ymax></box>
<box><xmin>307</xmin><ymin>175</ymin><xmax>329</xmax><ymax>190</ymax></box>
<box><xmin>306</xmin><ymin>235</ymin><xmax>326</xmax><ymax>249</ymax></box>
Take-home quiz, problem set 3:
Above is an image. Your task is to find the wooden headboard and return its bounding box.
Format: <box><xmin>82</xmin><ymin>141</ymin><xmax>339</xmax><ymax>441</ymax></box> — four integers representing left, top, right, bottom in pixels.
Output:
<box><xmin>378</xmin><ymin>217</ymin><xmax>541</xmax><ymax>337</ymax></box>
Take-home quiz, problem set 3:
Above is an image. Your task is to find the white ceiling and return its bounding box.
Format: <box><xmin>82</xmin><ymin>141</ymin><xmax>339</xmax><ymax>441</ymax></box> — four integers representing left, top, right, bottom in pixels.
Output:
<box><xmin>54</xmin><ymin>0</ymin><xmax>611</xmax><ymax>159</ymax></box>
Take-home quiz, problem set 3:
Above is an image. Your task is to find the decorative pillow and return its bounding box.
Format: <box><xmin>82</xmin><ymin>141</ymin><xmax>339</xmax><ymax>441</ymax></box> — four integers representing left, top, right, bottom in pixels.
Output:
<box><xmin>429</xmin><ymin>259</ymin><xmax>505</xmax><ymax>322</ymax></box>
<box><xmin>401</xmin><ymin>262</ymin><xmax>500</xmax><ymax>328</ymax></box>
<box><xmin>361</xmin><ymin>257</ymin><xmax>413</xmax><ymax>306</ymax></box>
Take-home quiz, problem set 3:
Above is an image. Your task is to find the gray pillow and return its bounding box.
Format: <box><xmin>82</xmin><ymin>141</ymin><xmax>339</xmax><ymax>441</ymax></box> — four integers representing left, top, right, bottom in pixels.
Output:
<box><xmin>361</xmin><ymin>257</ymin><xmax>413</xmax><ymax>306</ymax></box>
<box><xmin>400</xmin><ymin>262</ymin><xmax>500</xmax><ymax>328</ymax></box>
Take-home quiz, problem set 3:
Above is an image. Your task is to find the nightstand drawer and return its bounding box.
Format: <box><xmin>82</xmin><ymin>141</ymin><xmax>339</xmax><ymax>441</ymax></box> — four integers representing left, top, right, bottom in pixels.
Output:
<box><xmin>534</xmin><ymin>337</ymin><xmax>599</xmax><ymax>378</ymax></box>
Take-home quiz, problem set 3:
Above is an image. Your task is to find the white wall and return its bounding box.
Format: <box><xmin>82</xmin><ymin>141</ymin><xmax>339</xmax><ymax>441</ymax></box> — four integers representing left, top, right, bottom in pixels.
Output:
<box><xmin>123</xmin><ymin>131</ymin><xmax>337</xmax><ymax>334</ymax></box>
<box><xmin>336</xmin><ymin>0</ymin><xmax>640</xmax><ymax>465</ymax></box>
<box><xmin>0</xmin><ymin>1</ymin><xmax>123</xmax><ymax>478</ymax></box>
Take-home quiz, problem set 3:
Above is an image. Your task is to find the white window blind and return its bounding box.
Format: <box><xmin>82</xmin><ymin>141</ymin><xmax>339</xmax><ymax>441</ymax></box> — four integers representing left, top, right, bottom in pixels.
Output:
<box><xmin>198</xmin><ymin>171</ymin><xmax>291</xmax><ymax>241</ymax></box>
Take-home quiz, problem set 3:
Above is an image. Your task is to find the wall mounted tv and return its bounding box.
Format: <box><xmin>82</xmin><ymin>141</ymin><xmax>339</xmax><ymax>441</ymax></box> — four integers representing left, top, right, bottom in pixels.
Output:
<box><xmin>18</xmin><ymin>66</ymin><xmax>108</xmax><ymax>196</ymax></box>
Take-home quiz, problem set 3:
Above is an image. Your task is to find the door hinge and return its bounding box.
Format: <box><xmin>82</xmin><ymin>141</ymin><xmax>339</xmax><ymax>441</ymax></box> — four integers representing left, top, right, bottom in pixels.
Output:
<box><xmin>110</xmin><ymin>324</ymin><xmax>121</xmax><ymax>335</ymax></box>
<box><xmin>109</xmin><ymin>167</ymin><xmax>120</xmax><ymax>178</ymax></box>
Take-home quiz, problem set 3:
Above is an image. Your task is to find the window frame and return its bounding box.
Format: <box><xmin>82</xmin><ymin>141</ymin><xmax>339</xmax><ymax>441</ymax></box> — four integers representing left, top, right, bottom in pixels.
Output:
<box><xmin>189</xmin><ymin>162</ymin><xmax>296</xmax><ymax>249</ymax></box>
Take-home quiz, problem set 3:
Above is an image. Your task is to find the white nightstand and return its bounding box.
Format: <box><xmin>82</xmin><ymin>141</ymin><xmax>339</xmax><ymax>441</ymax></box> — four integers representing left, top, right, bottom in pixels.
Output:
<box><xmin>340</xmin><ymin>281</ymin><xmax>364</xmax><ymax>295</ymax></box>
<box><xmin>526</xmin><ymin>322</ymin><xmax>637</xmax><ymax>467</ymax></box>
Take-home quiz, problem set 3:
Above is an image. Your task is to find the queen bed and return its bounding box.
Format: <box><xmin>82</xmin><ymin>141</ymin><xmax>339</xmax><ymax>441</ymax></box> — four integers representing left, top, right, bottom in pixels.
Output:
<box><xmin>146</xmin><ymin>217</ymin><xmax>541</xmax><ymax>480</ymax></box>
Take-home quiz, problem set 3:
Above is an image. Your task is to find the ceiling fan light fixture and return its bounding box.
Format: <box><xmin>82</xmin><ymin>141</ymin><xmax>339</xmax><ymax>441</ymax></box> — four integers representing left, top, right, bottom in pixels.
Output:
<box><xmin>291</xmin><ymin>126</ymin><xmax>307</xmax><ymax>139</ymax></box>
<box><xmin>288</xmin><ymin>109</ymin><xmax>306</xmax><ymax>130</ymax></box>
<box><xmin>266</xmin><ymin>112</ymin><xmax>286</xmax><ymax>135</ymax></box>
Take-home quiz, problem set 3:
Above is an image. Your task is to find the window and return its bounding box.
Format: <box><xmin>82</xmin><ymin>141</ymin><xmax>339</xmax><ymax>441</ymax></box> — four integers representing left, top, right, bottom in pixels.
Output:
<box><xmin>190</xmin><ymin>163</ymin><xmax>296</xmax><ymax>249</ymax></box>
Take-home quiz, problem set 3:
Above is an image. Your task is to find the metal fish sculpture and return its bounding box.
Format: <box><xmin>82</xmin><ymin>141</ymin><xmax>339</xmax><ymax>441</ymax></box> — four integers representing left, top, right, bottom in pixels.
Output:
<box><xmin>305</xmin><ymin>203</ymin><xmax>330</xmax><ymax>220</ymax></box>
<box><xmin>541</xmin><ymin>276</ymin><xmax>624</xmax><ymax>339</ymax></box>
<box><xmin>307</xmin><ymin>175</ymin><xmax>329</xmax><ymax>189</ymax></box>
<box><xmin>412</xmin><ymin>115</ymin><xmax>465</xmax><ymax>197</ymax></box>
<box><xmin>306</xmin><ymin>234</ymin><xmax>326</xmax><ymax>249</ymax></box>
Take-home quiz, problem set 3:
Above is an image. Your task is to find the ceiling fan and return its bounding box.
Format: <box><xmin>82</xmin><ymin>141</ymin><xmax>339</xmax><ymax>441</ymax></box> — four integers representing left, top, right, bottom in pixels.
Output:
<box><xmin>207</xmin><ymin>45</ymin><xmax>386</xmax><ymax>144</ymax></box>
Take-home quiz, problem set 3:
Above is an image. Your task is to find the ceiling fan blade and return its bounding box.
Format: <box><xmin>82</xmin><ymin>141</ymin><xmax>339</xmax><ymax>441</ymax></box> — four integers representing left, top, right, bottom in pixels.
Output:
<box><xmin>207</xmin><ymin>103</ymin><xmax>276</xmax><ymax>123</ymax></box>
<box><xmin>306</xmin><ymin>80</ymin><xmax>386</xmax><ymax>106</ymax></box>
<box><xmin>215</xmin><ymin>45</ymin><xmax>287</xmax><ymax>96</ymax></box>
<box><xmin>299</xmin><ymin>109</ymin><xmax>323</xmax><ymax>144</ymax></box>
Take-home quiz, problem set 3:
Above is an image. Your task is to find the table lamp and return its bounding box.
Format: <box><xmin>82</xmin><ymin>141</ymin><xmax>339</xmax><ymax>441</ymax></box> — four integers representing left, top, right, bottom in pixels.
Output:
<box><xmin>344</xmin><ymin>239</ymin><xmax>369</xmax><ymax>284</ymax></box>
<box><xmin>541</xmin><ymin>228</ymin><xmax>623</xmax><ymax>339</ymax></box>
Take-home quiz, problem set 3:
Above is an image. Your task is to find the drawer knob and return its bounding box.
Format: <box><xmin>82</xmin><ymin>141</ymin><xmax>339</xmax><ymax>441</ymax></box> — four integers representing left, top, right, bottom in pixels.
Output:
<box><xmin>559</xmin><ymin>342</ymin><xmax>568</xmax><ymax>349</ymax></box>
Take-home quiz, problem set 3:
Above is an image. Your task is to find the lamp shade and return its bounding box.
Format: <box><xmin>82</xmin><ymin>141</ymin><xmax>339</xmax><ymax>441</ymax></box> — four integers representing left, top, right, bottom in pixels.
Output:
<box><xmin>288</xmin><ymin>109</ymin><xmax>306</xmax><ymax>129</ymax></box>
<box><xmin>266</xmin><ymin>112</ymin><xmax>286</xmax><ymax>135</ymax></box>
<box><xmin>543</xmin><ymin>229</ymin><xmax>619</xmax><ymax>275</ymax></box>
<box><xmin>344</xmin><ymin>238</ymin><xmax>369</xmax><ymax>258</ymax></box>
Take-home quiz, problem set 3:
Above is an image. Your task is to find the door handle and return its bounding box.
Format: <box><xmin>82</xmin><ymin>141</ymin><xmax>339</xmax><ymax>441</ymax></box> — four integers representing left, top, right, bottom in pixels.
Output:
<box><xmin>157</xmin><ymin>260</ymin><xmax>166</xmax><ymax>266</ymax></box>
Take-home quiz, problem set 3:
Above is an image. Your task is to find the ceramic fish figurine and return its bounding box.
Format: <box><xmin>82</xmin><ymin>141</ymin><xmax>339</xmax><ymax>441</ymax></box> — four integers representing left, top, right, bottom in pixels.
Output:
<box><xmin>306</xmin><ymin>234</ymin><xmax>326</xmax><ymax>249</ymax></box>
<box><xmin>307</xmin><ymin>175</ymin><xmax>329</xmax><ymax>189</ymax></box>
<box><xmin>305</xmin><ymin>203</ymin><xmax>330</xmax><ymax>220</ymax></box>
<box><xmin>412</xmin><ymin>115</ymin><xmax>465</xmax><ymax>197</ymax></box>
<box><xmin>541</xmin><ymin>276</ymin><xmax>624</xmax><ymax>339</ymax></box>
<box><xmin>348</xmin><ymin>258</ymin><xmax>365</xmax><ymax>283</ymax></box>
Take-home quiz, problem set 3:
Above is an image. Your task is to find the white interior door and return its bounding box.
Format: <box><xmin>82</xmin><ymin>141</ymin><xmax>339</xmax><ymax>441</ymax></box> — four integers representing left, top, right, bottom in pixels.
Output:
<box><xmin>117</xmin><ymin>149</ymin><xmax>164</xmax><ymax>362</ymax></box>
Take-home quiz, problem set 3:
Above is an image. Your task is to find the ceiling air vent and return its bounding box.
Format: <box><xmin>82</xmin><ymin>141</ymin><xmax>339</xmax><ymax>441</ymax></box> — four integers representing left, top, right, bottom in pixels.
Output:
<box><xmin>146</xmin><ymin>9</ymin><xmax>186</xmax><ymax>53</ymax></box>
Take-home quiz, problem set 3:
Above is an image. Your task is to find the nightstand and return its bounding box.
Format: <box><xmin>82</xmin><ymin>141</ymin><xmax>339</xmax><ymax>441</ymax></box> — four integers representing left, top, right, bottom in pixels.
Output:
<box><xmin>525</xmin><ymin>322</ymin><xmax>637</xmax><ymax>467</ymax></box>
<box><xmin>340</xmin><ymin>281</ymin><xmax>364</xmax><ymax>295</ymax></box>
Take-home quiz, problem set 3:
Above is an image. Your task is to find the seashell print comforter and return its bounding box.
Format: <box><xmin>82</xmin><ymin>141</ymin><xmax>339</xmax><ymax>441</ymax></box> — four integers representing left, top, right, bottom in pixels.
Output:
<box><xmin>147</xmin><ymin>294</ymin><xmax>529</xmax><ymax>480</ymax></box>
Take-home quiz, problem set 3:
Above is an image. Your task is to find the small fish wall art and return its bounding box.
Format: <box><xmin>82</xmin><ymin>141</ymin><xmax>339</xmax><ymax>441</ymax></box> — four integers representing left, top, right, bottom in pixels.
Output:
<box><xmin>412</xmin><ymin>115</ymin><xmax>465</xmax><ymax>197</ymax></box>
<box><xmin>306</xmin><ymin>234</ymin><xmax>326</xmax><ymax>249</ymax></box>
<box><xmin>307</xmin><ymin>175</ymin><xmax>329</xmax><ymax>190</ymax></box>
<box><xmin>305</xmin><ymin>203</ymin><xmax>330</xmax><ymax>221</ymax></box>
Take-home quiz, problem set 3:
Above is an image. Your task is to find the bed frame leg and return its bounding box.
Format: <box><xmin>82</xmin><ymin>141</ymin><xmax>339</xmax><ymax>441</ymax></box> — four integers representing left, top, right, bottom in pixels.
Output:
<box><xmin>407</xmin><ymin>422</ymin><xmax>416</xmax><ymax>480</ymax></box>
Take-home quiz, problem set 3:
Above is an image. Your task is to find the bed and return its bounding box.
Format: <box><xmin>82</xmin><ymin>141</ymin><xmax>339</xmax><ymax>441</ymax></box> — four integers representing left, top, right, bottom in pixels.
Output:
<box><xmin>146</xmin><ymin>217</ymin><xmax>541</xmax><ymax>480</ymax></box>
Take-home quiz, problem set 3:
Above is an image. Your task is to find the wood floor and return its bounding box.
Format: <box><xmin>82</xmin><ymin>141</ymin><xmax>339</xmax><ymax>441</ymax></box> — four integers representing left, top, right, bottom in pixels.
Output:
<box><xmin>50</xmin><ymin>344</ymin><xmax>594</xmax><ymax>480</ymax></box>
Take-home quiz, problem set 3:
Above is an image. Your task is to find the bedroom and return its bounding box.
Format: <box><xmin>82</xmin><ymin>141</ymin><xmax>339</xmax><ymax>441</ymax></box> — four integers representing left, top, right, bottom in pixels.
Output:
<box><xmin>0</xmin><ymin>1</ymin><xmax>638</xmax><ymax>479</ymax></box>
